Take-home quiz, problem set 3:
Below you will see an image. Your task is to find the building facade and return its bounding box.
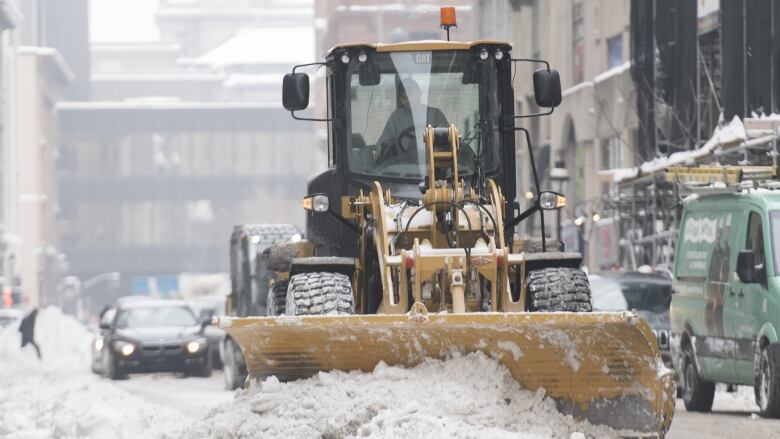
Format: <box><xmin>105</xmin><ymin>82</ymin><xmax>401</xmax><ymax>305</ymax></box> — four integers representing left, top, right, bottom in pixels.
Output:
<box><xmin>59</xmin><ymin>1</ymin><xmax>320</xmax><ymax>311</ymax></box>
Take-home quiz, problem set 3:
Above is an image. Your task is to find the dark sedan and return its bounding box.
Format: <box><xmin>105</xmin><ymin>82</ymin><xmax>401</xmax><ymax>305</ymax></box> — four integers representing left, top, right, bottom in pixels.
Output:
<box><xmin>98</xmin><ymin>299</ymin><xmax>212</xmax><ymax>379</ymax></box>
<box><xmin>588</xmin><ymin>271</ymin><xmax>673</xmax><ymax>368</ymax></box>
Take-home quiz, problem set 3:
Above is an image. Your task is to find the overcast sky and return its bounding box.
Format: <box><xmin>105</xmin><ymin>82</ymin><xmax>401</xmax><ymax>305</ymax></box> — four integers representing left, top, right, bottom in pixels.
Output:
<box><xmin>89</xmin><ymin>0</ymin><xmax>160</xmax><ymax>42</ymax></box>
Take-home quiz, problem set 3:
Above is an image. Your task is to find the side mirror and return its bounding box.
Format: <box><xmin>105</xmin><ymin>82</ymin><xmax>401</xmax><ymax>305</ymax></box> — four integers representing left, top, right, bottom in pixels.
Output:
<box><xmin>282</xmin><ymin>72</ymin><xmax>310</xmax><ymax>111</ymax></box>
<box><xmin>538</xmin><ymin>191</ymin><xmax>566</xmax><ymax>210</ymax></box>
<box><xmin>359</xmin><ymin>64</ymin><xmax>380</xmax><ymax>86</ymax></box>
<box><xmin>736</xmin><ymin>250</ymin><xmax>757</xmax><ymax>283</ymax></box>
<box><xmin>533</xmin><ymin>69</ymin><xmax>562</xmax><ymax>108</ymax></box>
<box><xmin>199</xmin><ymin>309</ymin><xmax>215</xmax><ymax>322</ymax></box>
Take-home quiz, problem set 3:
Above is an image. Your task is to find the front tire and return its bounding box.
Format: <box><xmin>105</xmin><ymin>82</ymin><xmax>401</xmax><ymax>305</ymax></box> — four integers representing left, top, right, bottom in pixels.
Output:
<box><xmin>102</xmin><ymin>348</ymin><xmax>122</xmax><ymax>380</ymax></box>
<box><xmin>194</xmin><ymin>349</ymin><xmax>213</xmax><ymax>378</ymax></box>
<box><xmin>681</xmin><ymin>343</ymin><xmax>715</xmax><ymax>412</ymax></box>
<box><xmin>755</xmin><ymin>343</ymin><xmax>780</xmax><ymax>418</ymax></box>
<box><xmin>286</xmin><ymin>272</ymin><xmax>354</xmax><ymax>316</ymax></box>
<box><xmin>526</xmin><ymin>267</ymin><xmax>592</xmax><ymax>312</ymax></box>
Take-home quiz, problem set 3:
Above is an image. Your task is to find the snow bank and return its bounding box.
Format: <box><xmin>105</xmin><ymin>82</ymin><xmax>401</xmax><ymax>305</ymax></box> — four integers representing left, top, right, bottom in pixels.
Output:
<box><xmin>0</xmin><ymin>307</ymin><xmax>187</xmax><ymax>439</ymax></box>
<box><xmin>178</xmin><ymin>352</ymin><xmax>617</xmax><ymax>439</ymax></box>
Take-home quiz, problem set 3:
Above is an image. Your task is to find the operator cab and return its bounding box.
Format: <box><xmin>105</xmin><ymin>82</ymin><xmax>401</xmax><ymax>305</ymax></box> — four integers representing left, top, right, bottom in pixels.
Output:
<box><xmin>283</xmin><ymin>40</ymin><xmax>561</xmax><ymax>198</ymax></box>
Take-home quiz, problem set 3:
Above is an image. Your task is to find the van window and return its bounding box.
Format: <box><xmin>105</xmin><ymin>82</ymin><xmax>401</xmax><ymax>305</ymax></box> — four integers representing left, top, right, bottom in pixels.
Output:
<box><xmin>747</xmin><ymin>212</ymin><xmax>765</xmax><ymax>268</ymax></box>
<box><xmin>769</xmin><ymin>211</ymin><xmax>780</xmax><ymax>274</ymax></box>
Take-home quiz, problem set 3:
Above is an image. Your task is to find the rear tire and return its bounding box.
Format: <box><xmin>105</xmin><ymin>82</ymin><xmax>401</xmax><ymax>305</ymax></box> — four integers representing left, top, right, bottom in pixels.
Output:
<box><xmin>286</xmin><ymin>272</ymin><xmax>354</xmax><ymax>316</ymax></box>
<box><xmin>755</xmin><ymin>343</ymin><xmax>780</xmax><ymax>418</ymax></box>
<box><xmin>268</xmin><ymin>279</ymin><xmax>289</xmax><ymax>316</ymax></box>
<box><xmin>223</xmin><ymin>338</ymin><xmax>246</xmax><ymax>390</ymax></box>
<box><xmin>526</xmin><ymin>267</ymin><xmax>592</xmax><ymax>312</ymax></box>
<box><xmin>681</xmin><ymin>343</ymin><xmax>715</xmax><ymax>412</ymax></box>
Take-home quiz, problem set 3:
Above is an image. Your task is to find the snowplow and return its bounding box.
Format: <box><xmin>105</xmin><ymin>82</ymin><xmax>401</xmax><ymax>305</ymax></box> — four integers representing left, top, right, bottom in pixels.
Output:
<box><xmin>220</xmin><ymin>11</ymin><xmax>674</xmax><ymax>436</ymax></box>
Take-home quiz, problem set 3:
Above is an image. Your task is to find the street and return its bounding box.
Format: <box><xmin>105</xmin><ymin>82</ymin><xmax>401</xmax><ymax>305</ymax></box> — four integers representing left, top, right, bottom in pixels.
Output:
<box><xmin>110</xmin><ymin>373</ymin><xmax>780</xmax><ymax>438</ymax></box>
<box><xmin>114</xmin><ymin>371</ymin><xmax>233</xmax><ymax>416</ymax></box>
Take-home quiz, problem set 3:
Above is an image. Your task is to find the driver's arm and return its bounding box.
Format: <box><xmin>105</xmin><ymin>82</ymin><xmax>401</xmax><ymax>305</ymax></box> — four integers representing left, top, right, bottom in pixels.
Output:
<box><xmin>377</xmin><ymin>109</ymin><xmax>401</xmax><ymax>149</ymax></box>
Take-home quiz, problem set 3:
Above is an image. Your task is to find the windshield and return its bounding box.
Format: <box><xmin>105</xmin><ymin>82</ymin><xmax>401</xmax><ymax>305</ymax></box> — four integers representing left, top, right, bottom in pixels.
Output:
<box><xmin>590</xmin><ymin>278</ymin><xmax>672</xmax><ymax>313</ymax></box>
<box><xmin>346</xmin><ymin>50</ymin><xmax>501</xmax><ymax>180</ymax></box>
<box><xmin>116</xmin><ymin>306</ymin><xmax>197</xmax><ymax>329</ymax></box>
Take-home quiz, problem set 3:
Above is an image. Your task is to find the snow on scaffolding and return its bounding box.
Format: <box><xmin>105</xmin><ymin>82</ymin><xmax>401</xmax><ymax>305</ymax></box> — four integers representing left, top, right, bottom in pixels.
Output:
<box><xmin>599</xmin><ymin>116</ymin><xmax>748</xmax><ymax>183</ymax></box>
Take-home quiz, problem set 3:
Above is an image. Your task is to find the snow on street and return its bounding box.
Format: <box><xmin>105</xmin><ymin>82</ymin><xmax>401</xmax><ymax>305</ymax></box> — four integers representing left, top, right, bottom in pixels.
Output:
<box><xmin>3</xmin><ymin>307</ymin><xmax>780</xmax><ymax>438</ymax></box>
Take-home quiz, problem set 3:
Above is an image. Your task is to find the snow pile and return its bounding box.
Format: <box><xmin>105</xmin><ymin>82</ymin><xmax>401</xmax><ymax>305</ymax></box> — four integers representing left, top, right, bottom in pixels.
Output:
<box><xmin>0</xmin><ymin>307</ymin><xmax>93</xmax><ymax>373</ymax></box>
<box><xmin>0</xmin><ymin>307</ymin><xmax>186</xmax><ymax>439</ymax></box>
<box><xmin>177</xmin><ymin>352</ymin><xmax>617</xmax><ymax>439</ymax></box>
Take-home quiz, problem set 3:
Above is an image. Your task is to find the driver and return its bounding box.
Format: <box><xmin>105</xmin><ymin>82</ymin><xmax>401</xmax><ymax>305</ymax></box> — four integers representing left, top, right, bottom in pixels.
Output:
<box><xmin>376</xmin><ymin>78</ymin><xmax>448</xmax><ymax>162</ymax></box>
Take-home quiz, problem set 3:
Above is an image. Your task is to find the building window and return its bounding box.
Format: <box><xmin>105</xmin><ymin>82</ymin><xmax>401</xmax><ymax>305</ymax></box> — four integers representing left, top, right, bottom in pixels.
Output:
<box><xmin>607</xmin><ymin>34</ymin><xmax>623</xmax><ymax>68</ymax></box>
<box><xmin>572</xmin><ymin>0</ymin><xmax>585</xmax><ymax>84</ymax></box>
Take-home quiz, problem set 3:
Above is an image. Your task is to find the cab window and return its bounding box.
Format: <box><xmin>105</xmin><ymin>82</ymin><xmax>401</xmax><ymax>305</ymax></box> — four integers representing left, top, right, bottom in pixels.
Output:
<box><xmin>746</xmin><ymin>211</ymin><xmax>765</xmax><ymax>268</ymax></box>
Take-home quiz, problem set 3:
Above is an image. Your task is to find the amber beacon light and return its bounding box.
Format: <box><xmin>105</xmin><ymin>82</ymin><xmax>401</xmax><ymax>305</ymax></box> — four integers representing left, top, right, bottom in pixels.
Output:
<box><xmin>440</xmin><ymin>7</ymin><xmax>457</xmax><ymax>40</ymax></box>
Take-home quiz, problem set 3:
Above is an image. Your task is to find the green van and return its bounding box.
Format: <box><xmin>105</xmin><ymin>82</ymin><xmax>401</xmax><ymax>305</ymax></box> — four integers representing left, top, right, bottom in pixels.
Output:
<box><xmin>671</xmin><ymin>190</ymin><xmax>780</xmax><ymax>417</ymax></box>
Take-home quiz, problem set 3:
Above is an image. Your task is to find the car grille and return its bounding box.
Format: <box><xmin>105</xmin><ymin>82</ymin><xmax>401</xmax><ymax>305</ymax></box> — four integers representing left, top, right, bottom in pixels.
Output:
<box><xmin>141</xmin><ymin>343</ymin><xmax>182</xmax><ymax>355</ymax></box>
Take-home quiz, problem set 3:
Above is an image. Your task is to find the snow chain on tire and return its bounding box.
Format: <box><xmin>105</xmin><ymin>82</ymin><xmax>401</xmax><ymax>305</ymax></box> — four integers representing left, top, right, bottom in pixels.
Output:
<box><xmin>267</xmin><ymin>279</ymin><xmax>289</xmax><ymax>316</ymax></box>
<box><xmin>526</xmin><ymin>267</ymin><xmax>593</xmax><ymax>312</ymax></box>
<box><xmin>286</xmin><ymin>272</ymin><xmax>355</xmax><ymax>316</ymax></box>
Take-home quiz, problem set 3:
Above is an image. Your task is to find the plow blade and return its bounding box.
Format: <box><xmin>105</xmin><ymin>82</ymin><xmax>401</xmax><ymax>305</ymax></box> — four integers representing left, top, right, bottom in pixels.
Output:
<box><xmin>220</xmin><ymin>311</ymin><xmax>675</xmax><ymax>436</ymax></box>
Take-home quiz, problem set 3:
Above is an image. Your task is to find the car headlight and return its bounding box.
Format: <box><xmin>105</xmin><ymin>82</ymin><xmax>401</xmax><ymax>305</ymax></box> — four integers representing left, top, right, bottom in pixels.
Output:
<box><xmin>94</xmin><ymin>337</ymin><xmax>104</xmax><ymax>351</ymax></box>
<box><xmin>187</xmin><ymin>338</ymin><xmax>207</xmax><ymax>354</ymax></box>
<box><xmin>114</xmin><ymin>340</ymin><xmax>136</xmax><ymax>356</ymax></box>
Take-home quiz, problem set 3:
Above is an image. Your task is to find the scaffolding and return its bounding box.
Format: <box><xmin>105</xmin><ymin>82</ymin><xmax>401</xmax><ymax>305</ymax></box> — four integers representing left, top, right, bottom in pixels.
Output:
<box><xmin>605</xmin><ymin>120</ymin><xmax>780</xmax><ymax>271</ymax></box>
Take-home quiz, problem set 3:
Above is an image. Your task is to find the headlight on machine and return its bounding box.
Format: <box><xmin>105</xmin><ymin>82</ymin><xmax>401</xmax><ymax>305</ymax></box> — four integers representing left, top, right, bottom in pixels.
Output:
<box><xmin>114</xmin><ymin>340</ymin><xmax>136</xmax><ymax>356</ymax></box>
<box><xmin>94</xmin><ymin>337</ymin><xmax>104</xmax><ymax>351</ymax></box>
<box><xmin>187</xmin><ymin>338</ymin><xmax>207</xmax><ymax>354</ymax></box>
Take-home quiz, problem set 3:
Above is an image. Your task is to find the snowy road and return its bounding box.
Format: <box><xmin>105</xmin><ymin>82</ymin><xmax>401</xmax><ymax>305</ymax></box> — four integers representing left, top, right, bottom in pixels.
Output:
<box><xmin>4</xmin><ymin>308</ymin><xmax>780</xmax><ymax>438</ymax></box>
<box><xmin>667</xmin><ymin>387</ymin><xmax>780</xmax><ymax>438</ymax></box>
<box><xmin>114</xmin><ymin>371</ymin><xmax>233</xmax><ymax>415</ymax></box>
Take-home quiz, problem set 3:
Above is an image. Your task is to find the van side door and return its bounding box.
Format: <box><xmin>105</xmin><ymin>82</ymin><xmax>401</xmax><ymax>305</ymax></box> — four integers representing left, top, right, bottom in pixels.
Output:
<box><xmin>732</xmin><ymin>210</ymin><xmax>767</xmax><ymax>383</ymax></box>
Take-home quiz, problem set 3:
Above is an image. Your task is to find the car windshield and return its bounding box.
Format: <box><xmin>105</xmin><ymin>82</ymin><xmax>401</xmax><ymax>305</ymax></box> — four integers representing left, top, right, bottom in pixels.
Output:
<box><xmin>346</xmin><ymin>50</ymin><xmax>500</xmax><ymax>180</ymax></box>
<box><xmin>115</xmin><ymin>306</ymin><xmax>197</xmax><ymax>329</ymax></box>
<box><xmin>589</xmin><ymin>277</ymin><xmax>672</xmax><ymax>313</ymax></box>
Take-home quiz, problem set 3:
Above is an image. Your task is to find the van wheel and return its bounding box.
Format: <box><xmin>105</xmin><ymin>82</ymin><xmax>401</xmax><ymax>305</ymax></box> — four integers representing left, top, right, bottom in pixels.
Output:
<box><xmin>755</xmin><ymin>344</ymin><xmax>780</xmax><ymax>418</ymax></box>
<box><xmin>681</xmin><ymin>343</ymin><xmax>714</xmax><ymax>412</ymax></box>
<box><xmin>526</xmin><ymin>267</ymin><xmax>592</xmax><ymax>312</ymax></box>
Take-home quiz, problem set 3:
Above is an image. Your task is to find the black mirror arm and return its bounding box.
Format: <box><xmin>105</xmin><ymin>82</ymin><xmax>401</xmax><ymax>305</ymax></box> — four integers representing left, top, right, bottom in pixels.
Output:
<box><xmin>508</xmin><ymin>127</ymin><xmax>547</xmax><ymax>252</ymax></box>
<box><xmin>290</xmin><ymin>62</ymin><xmax>333</xmax><ymax>122</ymax></box>
<box><xmin>509</xmin><ymin>58</ymin><xmax>557</xmax><ymax>118</ymax></box>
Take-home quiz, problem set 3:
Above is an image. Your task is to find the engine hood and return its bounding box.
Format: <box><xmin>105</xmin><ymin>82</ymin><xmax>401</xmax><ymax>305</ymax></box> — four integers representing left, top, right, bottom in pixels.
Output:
<box><xmin>116</xmin><ymin>326</ymin><xmax>201</xmax><ymax>343</ymax></box>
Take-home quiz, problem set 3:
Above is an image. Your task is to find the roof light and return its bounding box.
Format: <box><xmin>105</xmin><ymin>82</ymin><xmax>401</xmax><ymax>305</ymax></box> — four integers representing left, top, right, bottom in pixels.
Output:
<box><xmin>340</xmin><ymin>53</ymin><xmax>350</xmax><ymax>64</ymax></box>
<box><xmin>494</xmin><ymin>49</ymin><xmax>504</xmax><ymax>60</ymax></box>
<box><xmin>440</xmin><ymin>7</ymin><xmax>457</xmax><ymax>28</ymax></box>
<box><xmin>479</xmin><ymin>48</ymin><xmax>489</xmax><ymax>61</ymax></box>
<box><xmin>358</xmin><ymin>51</ymin><xmax>368</xmax><ymax>63</ymax></box>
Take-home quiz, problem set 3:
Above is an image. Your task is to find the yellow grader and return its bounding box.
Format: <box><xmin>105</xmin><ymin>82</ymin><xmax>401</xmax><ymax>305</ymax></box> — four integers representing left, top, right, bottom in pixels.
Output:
<box><xmin>221</xmin><ymin>11</ymin><xmax>675</xmax><ymax>436</ymax></box>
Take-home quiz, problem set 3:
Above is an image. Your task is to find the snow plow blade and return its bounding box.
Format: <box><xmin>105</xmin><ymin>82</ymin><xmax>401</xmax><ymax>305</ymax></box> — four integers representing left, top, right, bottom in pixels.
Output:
<box><xmin>219</xmin><ymin>311</ymin><xmax>675</xmax><ymax>436</ymax></box>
